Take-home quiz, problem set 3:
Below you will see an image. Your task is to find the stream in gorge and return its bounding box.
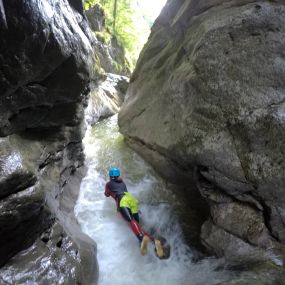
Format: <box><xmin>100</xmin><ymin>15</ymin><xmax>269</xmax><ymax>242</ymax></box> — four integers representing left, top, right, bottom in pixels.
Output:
<box><xmin>75</xmin><ymin>115</ymin><xmax>233</xmax><ymax>285</ymax></box>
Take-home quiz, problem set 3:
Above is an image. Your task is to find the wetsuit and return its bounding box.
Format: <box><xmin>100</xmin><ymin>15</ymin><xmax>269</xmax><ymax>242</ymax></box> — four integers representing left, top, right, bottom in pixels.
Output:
<box><xmin>105</xmin><ymin>177</ymin><xmax>150</xmax><ymax>242</ymax></box>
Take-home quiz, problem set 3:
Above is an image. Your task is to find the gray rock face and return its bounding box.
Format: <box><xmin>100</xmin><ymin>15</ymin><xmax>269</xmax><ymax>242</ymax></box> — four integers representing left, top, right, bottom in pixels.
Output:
<box><xmin>0</xmin><ymin>0</ymin><xmax>98</xmax><ymax>284</ymax></box>
<box><xmin>85</xmin><ymin>4</ymin><xmax>130</xmax><ymax>75</ymax></box>
<box><xmin>119</xmin><ymin>0</ymin><xmax>285</xmax><ymax>266</ymax></box>
<box><xmin>0</xmin><ymin>0</ymin><xmax>93</xmax><ymax>136</ymax></box>
<box><xmin>86</xmin><ymin>73</ymin><xmax>129</xmax><ymax>125</ymax></box>
<box><xmin>1</xmin><ymin>222</ymin><xmax>87</xmax><ymax>285</ymax></box>
<box><xmin>86</xmin><ymin>4</ymin><xmax>105</xmax><ymax>32</ymax></box>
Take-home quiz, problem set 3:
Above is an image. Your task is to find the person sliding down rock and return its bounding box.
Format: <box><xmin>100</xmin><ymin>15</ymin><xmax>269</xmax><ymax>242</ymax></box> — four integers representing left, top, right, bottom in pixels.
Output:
<box><xmin>105</xmin><ymin>167</ymin><xmax>164</xmax><ymax>257</ymax></box>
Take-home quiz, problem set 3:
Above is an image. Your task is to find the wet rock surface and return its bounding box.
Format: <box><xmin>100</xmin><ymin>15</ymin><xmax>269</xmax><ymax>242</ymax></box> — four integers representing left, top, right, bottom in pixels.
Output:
<box><xmin>86</xmin><ymin>73</ymin><xmax>129</xmax><ymax>125</ymax></box>
<box><xmin>119</xmin><ymin>0</ymin><xmax>285</xmax><ymax>271</ymax></box>
<box><xmin>0</xmin><ymin>126</ymin><xmax>98</xmax><ymax>284</ymax></box>
<box><xmin>0</xmin><ymin>0</ymin><xmax>98</xmax><ymax>284</ymax></box>
<box><xmin>1</xmin><ymin>222</ymin><xmax>80</xmax><ymax>284</ymax></box>
<box><xmin>0</xmin><ymin>185</ymin><xmax>51</xmax><ymax>267</ymax></box>
<box><xmin>0</xmin><ymin>0</ymin><xmax>93</xmax><ymax>136</ymax></box>
<box><xmin>1</xmin><ymin>220</ymin><xmax>97</xmax><ymax>285</ymax></box>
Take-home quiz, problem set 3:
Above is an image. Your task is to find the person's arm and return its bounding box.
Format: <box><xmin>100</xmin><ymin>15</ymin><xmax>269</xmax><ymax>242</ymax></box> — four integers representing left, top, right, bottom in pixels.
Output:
<box><xmin>104</xmin><ymin>182</ymin><xmax>111</xmax><ymax>197</ymax></box>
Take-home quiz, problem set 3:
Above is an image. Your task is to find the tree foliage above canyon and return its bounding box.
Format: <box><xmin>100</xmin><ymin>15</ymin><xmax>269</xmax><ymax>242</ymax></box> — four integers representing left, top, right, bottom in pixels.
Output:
<box><xmin>84</xmin><ymin>0</ymin><xmax>158</xmax><ymax>69</ymax></box>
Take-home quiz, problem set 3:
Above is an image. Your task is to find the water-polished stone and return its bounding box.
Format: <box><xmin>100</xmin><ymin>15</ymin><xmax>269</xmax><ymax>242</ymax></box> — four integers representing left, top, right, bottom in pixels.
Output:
<box><xmin>119</xmin><ymin>0</ymin><xmax>285</xmax><ymax>267</ymax></box>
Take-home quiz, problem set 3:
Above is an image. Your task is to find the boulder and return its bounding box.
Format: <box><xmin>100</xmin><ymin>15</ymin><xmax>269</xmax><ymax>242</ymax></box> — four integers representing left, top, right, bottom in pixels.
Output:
<box><xmin>86</xmin><ymin>73</ymin><xmax>129</xmax><ymax>125</ymax></box>
<box><xmin>119</xmin><ymin>0</ymin><xmax>285</xmax><ymax>264</ymax></box>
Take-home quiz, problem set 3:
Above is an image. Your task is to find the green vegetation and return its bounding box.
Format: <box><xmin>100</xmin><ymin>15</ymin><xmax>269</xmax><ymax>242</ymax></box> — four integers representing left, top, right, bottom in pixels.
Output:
<box><xmin>84</xmin><ymin>0</ymin><xmax>154</xmax><ymax>70</ymax></box>
<box><xmin>95</xmin><ymin>31</ymin><xmax>112</xmax><ymax>44</ymax></box>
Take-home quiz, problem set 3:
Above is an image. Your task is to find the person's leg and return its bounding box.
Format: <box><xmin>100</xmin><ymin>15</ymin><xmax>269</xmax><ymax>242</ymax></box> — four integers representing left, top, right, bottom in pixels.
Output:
<box><xmin>120</xmin><ymin>207</ymin><xmax>143</xmax><ymax>241</ymax></box>
<box><xmin>119</xmin><ymin>196</ymin><xmax>150</xmax><ymax>255</ymax></box>
<box><xmin>133</xmin><ymin>213</ymin><xmax>139</xmax><ymax>223</ymax></box>
<box><xmin>119</xmin><ymin>206</ymin><xmax>132</xmax><ymax>222</ymax></box>
<box><xmin>132</xmin><ymin>212</ymin><xmax>155</xmax><ymax>241</ymax></box>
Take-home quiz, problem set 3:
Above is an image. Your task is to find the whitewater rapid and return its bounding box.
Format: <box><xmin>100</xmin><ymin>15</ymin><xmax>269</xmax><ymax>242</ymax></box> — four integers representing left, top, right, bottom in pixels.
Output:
<box><xmin>75</xmin><ymin>115</ymin><xmax>231</xmax><ymax>285</ymax></box>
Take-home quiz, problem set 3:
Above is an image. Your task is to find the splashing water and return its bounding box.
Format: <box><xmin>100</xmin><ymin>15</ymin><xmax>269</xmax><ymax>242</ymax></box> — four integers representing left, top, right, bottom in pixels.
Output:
<box><xmin>75</xmin><ymin>115</ymin><xmax>231</xmax><ymax>285</ymax></box>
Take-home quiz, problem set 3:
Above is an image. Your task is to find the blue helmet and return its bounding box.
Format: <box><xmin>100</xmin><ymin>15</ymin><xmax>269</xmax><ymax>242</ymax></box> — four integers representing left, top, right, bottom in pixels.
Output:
<box><xmin>109</xmin><ymin>167</ymin><xmax>121</xmax><ymax>177</ymax></box>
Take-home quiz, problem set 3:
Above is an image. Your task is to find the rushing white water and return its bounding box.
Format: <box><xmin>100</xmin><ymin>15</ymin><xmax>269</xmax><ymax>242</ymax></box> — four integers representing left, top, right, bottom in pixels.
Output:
<box><xmin>75</xmin><ymin>115</ymin><xmax>231</xmax><ymax>285</ymax></box>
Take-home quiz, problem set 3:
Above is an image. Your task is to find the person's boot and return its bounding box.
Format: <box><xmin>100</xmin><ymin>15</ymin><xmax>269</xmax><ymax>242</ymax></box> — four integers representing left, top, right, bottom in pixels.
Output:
<box><xmin>154</xmin><ymin>239</ymin><xmax>164</xmax><ymax>258</ymax></box>
<box><xmin>140</xmin><ymin>235</ymin><xmax>150</xmax><ymax>256</ymax></box>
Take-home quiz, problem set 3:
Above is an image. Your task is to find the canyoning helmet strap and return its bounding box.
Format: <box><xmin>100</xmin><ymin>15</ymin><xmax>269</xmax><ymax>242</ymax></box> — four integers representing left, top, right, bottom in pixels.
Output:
<box><xmin>109</xmin><ymin>167</ymin><xmax>121</xmax><ymax>177</ymax></box>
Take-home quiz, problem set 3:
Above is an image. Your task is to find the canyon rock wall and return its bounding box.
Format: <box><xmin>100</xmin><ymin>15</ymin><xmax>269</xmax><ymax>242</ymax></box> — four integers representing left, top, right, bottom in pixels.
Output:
<box><xmin>0</xmin><ymin>0</ymin><xmax>98</xmax><ymax>283</ymax></box>
<box><xmin>86</xmin><ymin>4</ymin><xmax>130</xmax><ymax>76</ymax></box>
<box><xmin>119</xmin><ymin>0</ymin><xmax>285</xmax><ymax>265</ymax></box>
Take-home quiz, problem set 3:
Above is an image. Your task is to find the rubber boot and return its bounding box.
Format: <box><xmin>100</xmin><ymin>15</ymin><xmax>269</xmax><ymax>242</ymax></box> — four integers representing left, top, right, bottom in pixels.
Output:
<box><xmin>137</xmin><ymin>233</ymin><xmax>144</xmax><ymax>242</ymax></box>
<box><xmin>140</xmin><ymin>235</ymin><xmax>150</xmax><ymax>256</ymax></box>
<box><xmin>154</xmin><ymin>239</ymin><xmax>164</xmax><ymax>258</ymax></box>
